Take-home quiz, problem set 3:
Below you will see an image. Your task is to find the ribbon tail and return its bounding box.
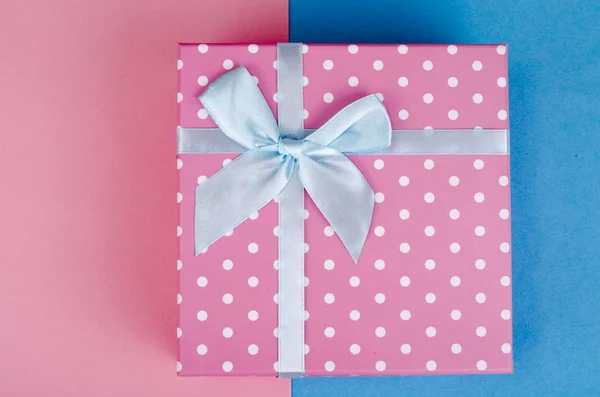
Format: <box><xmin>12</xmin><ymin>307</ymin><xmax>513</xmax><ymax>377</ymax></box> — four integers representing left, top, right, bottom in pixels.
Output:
<box><xmin>195</xmin><ymin>150</ymin><xmax>294</xmax><ymax>255</ymax></box>
<box><xmin>298</xmin><ymin>143</ymin><xmax>374</xmax><ymax>263</ymax></box>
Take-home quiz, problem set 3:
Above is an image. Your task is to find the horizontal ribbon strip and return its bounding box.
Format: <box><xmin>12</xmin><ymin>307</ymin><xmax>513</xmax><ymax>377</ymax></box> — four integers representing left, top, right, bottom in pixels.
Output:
<box><xmin>178</xmin><ymin>128</ymin><xmax>510</xmax><ymax>155</ymax></box>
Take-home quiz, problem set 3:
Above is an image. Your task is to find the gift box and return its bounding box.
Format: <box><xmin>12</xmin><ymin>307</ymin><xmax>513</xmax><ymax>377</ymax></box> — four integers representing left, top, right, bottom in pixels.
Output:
<box><xmin>176</xmin><ymin>43</ymin><xmax>512</xmax><ymax>377</ymax></box>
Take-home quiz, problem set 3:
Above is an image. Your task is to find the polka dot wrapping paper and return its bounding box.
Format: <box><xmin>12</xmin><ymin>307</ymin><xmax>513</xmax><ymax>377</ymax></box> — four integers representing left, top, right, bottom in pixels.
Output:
<box><xmin>176</xmin><ymin>43</ymin><xmax>511</xmax><ymax>376</ymax></box>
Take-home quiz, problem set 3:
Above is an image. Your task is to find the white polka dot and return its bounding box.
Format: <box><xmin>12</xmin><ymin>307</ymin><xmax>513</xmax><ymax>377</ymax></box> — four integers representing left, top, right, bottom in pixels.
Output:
<box><xmin>500</xmin><ymin>242</ymin><xmax>510</xmax><ymax>253</ymax></box>
<box><xmin>273</xmin><ymin>362</ymin><xmax>279</xmax><ymax>372</ymax></box>
<box><xmin>349</xmin><ymin>276</ymin><xmax>360</xmax><ymax>287</ymax></box>
<box><xmin>400</xmin><ymin>309</ymin><xmax>411</xmax><ymax>320</ymax></box>
<box><xmin>476</xmin><ymin>326</ymin><xmax>487</xmax><ymax>337</ymax></box>
<box><xmin>451</xmin><ymin>309</ymin><xmax>462</xmax><ymax>320</ymax></box>
<box><xmin>304</xmin><ymin>344</ymin><xmax>310</xmax><ymax>355</ymax></box>
<box><xmin>324</xmin><ymin>361</ymin><xmax>335</xmax><ymax>372</ymax></box>
<box><xmin>398</xmin><ymin>76</ymin><xmax>409</xmax><ymax>87</ymax></box>
<box><xmin>399</xmin><ymin>243</ymin><xmax>411</xmax><ymax>253</ymax></box>
<box><xmin>223</xmin><ymin>59</ymin><xmax>234</xmax><ymax>70</ymax></box>
<box><xmin>476</xmin><ymin>293</ymin><xmax>487</xmax><ymax>303</ymax></box>
<box><xmin>304</xmin><ymin>311</ymin><xmax>309</xmax><ymax>321</ymax></box>
<box><xmin>247</xmin><ymin>44</ymin><xmax>259</xmax><ymax>53</ymax></box>
<box><xmin>497</xmin><ymin>77</ymin><xmax>507</xmax><ymax>87</ymax></box>
<box><xmin>375</xmin><ymin>293</ymin><xmax>386</xmax><ymax>304</ymax></box>
<box><xmin>472</xmin><ymin>60</ymin><xmax>483</xmax><ymax>71</ymax></box>
<box><xmin>501</xmin><ymin>276</ymin><xmax>511</xmax><ymax>286</ymax></box>
<box><xmin>324</xmin><ymin>293</ymin><xmax>335</xmax><ymax>304</ymax></box>
<box><xmin>448</xmin><ymin>109</ymin><xmax>459</xmax><ymax>120</ymax></box>
<box><xmin>424</xmin><ymin>192</ymin><xmax>435</xmax><ymax>203</ymax></box>
<box><xmin>350</xmin><ymin>344</ymin><xmax>361</xmax><ymax>354</ymax></box>
<box><xmin>272</xmin><ymin>93</ymin><xmax>278</xmax><ymax>103</ymax></box>
<box><xmin>374</xmin><ymin>226</ymin><xmax>385</xmax><ymax>236</ymax></box>
<box><xmin>502</xmin><ymin>343</ymin><xmax>512</xmax><ymax>353</ymax></box>
<box><xmin>197</xmin><ymin>344</ymin><xmax>208</xmax><ymax>355</ymax></box>
<box><xmin>273</xmin><ymin>60</ymin><xmax>278</xmax><ymax>70</ymax></box>
<box><xmin>177</xmin><ymin>192</ymin><xmax>183</xmax><ymax>203</ymax></box>
<box><xmin>302</xmin><ymin>209</ymin><xmax>309</xmax><ymax>220</ymax></box>
<box><xmin>449</xmin><ymin>209</ymin><xmax>460</xmax><ymax>220</ymax></box>
<box><xmin>375</xmin><ymin>259</ymin><xmax>385</xmax><ymax>270</ymax></box>
<box><xmin>448</xmin><ymin>77</ymin><xmax>458</xmax><ymax>87</ymax></box>
<box><xmin>303</xmin><ymin>243</ymin><xmax>309</xmax><ymax>253</ymax></box>
<box><xmin>425</xmin><ymin>293</ymin><xmax>436</xmax><ymax>304</ymax></box>
<box><xmin>373</xmin><ymin>60</ymin><xmax>384</xmax><ymax>71</ymax></box>
<box><xmin>474</xmin><ymin>159</ymin><xmax>484</xmax><ymax>169</ymax></box>
<box><xmin>248</xmin><ymin>243</ymin><xmax>259</xmax><ymax>253</ymax></box>
<box><xmin>399</xmin><ymin>209</ymin><xmax>410</xmax><ymax>220</ymax></box>
<box><xmin>321</xmin><ymin>226</ymin><xmax>334</xmax><ymax>238</ymax></box>
<box><xmin>498</xmin><ymin>110</ymin><xmax>508</xmax><ymax>120</ymax></box>
<box><xmin>475</xmin><ymin>126</ymin><xmax>483</xmax><ymax>130</ymax></box>
<box><xmin>501</xmin><ymin>309</ymin><xmax>511</xmax><ymax>320</ymax></box>
<box><xmin>248</xmin><ymin>310</ymin><xmax>259</xmax><ymax>321</ymax></box>
<box><xmin>177</xmin><ymin>361</ymin><xmax>182</xmax><ymax>372</ymax></box>
<box><xmin>424</xmin><ymin>226</ymin><xmax>435</xmax><ymax>237</ymax></box>
<box><xmin>425</xmin><ymin>259</ymin><xmax>436</xmax><ymax>270</ymax></box>
<box><xmin>177</xmin><ymin>226</ymin><xmax>182</xmax><ymax>237</ymax></box>
<box><xmin>197</xmin><ymin>276</ymin><xmax>208</xmax><ymax>287</ymax></box>
<box><xmin>197</xmin><ymin>75</ymin><xmax>208</xmax><ymax>86</ymax></box>
<box><xmin>473</xmin><ymin>93</ymin><xmax>483</xmax><ymax>104</ymax></box>
<box><xmin>350</xmin><ymin>310</ymin><xmax>361</xmax><ymax>321</ymax></box>
<box><xmin>303</xmin><ymin>76</ymin><xmax>309</xmax><ymax>86</ymax></box>
<box><xmin>477</xmin><ymin>360</ymin><xmax>488</xmax><ymax>371</ymax></box>
<box><xmin>397</xmin><ymin>45</ymin><xmax>408</xmax><ymax>54</ymax></box>
<box><xmin>323</xmin><ymin>259</ymin><xmax>335</xmax><ymax>271</ymax></box>
<box><xmin>323</xmin><ymin>93</ymin><xmax>334</xmax><ymax>103</ymax></box>
<box><xmin>324</xmin><ymin>327</ymin><xmax>335</xmax><ymax>338</ymax></box>
<box><xmin>323</xmin><ymin>60</ymin><xmax>334</xmax><ymax>70</ymax></box>
<box><xmin>221</xmin><ymin>259</ymin><xmax>233</xmax><ymax>271</ymax></box>
<box><xmin>451</xmin><ymin>343</ymin><xmax>462</xmax><ymax>354</ymax></box>
<box><xmin>197</xmin><ymin>310</ymin><xmax>207</xmax><ymax>321</ymax></box>
<box><xmin>348</xmin><ymin>44</ymin><xmax>359</xmax><ymax>54</ymax></box>
<box><xmin>376</xmin><ymin>361</ymin><xmax>387</xmax><ymax>372</ymax></box>
<box><xmin>247</xmin><ymin>211</ymin><xmax>259</xmax><ymax>220</ymax></box>
<box><xmin>447</xmin><ymin>45</ymin><xmax>458</xmax><ymax>54</ymax></box>
<box><xmin>248</xmin><ymin>344</ymin><xmax>259</xmax><ymax>355</ymax></box>
<box><xmin>273</xmin><ymin>226</ymin><xmax>280</xmax><ymax>237</ymax></box>
<box><xmin>197</xmin><ymin>44</ymin><xmax>208</xmax><ymax>53</ymax></box>
<box><xmin>426</xmin><ymin>326</ymin><xmax>436</xmax><ymax>337</ymax></box>
<box><xmin>348</xmin><ymin>76</ymin><xmax>359</xmax><ymax>87</ymax></box>
<box><xmin>475</xmin><ymin>226</ymin><xmax>486</xmax><ymax>236</ymax></box>
<box><xmin>401</xmin><ymin>344</ymin><xmax>412</xmax><ymax>354</ymax></box>
<box><xmin>450</xmin><ymin>276</ymin><xmax>461</xmax><ymax>287</ymax></box>
<box><xmin>197</xmin><ymin>108</ymin><xmax>208</xmax><ymax>119</ymax></box>
<box><xmin>398</xmin><ymin>176</ymin><xmax>410</xmax><ymax>186</ymax></box>
<box><xmin>177</xmin><ymin>59</ymin><xmax>183</xmax><ymax>70</ymax></box>
<box><xmin>302</xmin><ymin>44</ymin><xmax>309</xmax><ymax>54</ymax></box>
<box><xmin>424</xmin><ymin>159</ymin><xmax>434</xmax><ymax>170</ymax></box>
<box><xmin>474</xmin><ymin>192</ymin><xmax>485</xmax><ymax>203</ymax></box>
<box><xmin>248</xmin><ymin>276</ymin><xmax>259</xmax><ymax>287</ymax></box>
<box><xmin>177</xmin><ymin>260</ymin><xmax>182</xmax><ymax>270</ymax></box>
<box><xmin>252</xmin><ymin>76</ymin><xmax>259</xmax><ymax>85</ymax></box>
<box><xmin>273</xmin><ymin>260</ymin><xmax>279</xmax><ymax>270</ymax></box>
<box><xmin>475</xmin><ymin>259</ymin><xmax>486</xmax><ymax>270</ymax></box>
<box><xmin>272</xmin><ymin>293</ymin><xmax>279</xmax><ymax>304</ymax></box>
<box><xmin>499</xmin><ymin>175</ymin><xmax>509</xmax><ymax>186</ymax></box>
<box><xmin>222</xmin><ymin>361</ymin><xmax>233</xmax><ymax>372</ymax></box>
<box><xmin>424</xmin><ymin>126</ymin><xmax>433</xmax><ymax>130</ymax></box>
<box><xmin>222</xmin><ymin>293</ymin><xmax>233</xmax><ymax>304</ymax></box>
<box><xmin>198</xmin><ymin>246</ymin><xmax>207</xmax><ymax>254</ymax></box>
<box><xmin>302</xmin><ymin>109</ymin><xmax>309</xmax><ymax>120</ymax></box>
<box><xmin>500</xmin><ymin>209</ymin><xmax>510</xmax><ymax>220</ymax></box>
<box><xmin>374</xmin><ymin>159</ymin><xmax>384</xmax><ymax>170</ymax></box>
<box><xmin>304</xmin><ymin>277</ymin><xmax>310</xmax><ymax>287</ymax></box>
<box><xmin>450</xmin><ymin>242</ymin><xmax>461</xmax><ymax>253</ymax></box>
<box><xmin>426</xmin><ymin>360</ymin><xmax>437</xmax><ymax>371</ymax></box>
<box><xmin>197</xmin><ymin>175</ymin><xmax>207</xmax><ymax>184</ymax></box>
<box><xmin>497</xmin><ymin>45</ymin><xmax>507</xmax><ymax>55</ymax></box>
<box><xmin>374</xmin><ymin>192</ymin><xmax>385</xmax><ymax>203</ymax></box>
<box><xmin>423</xmin><ymin>60</ymin><xmax>433</xmax><ymax>71</ymax></box>
<box><xmin>423</xmin><ymin>93</ymin><xmax>434</xmax><ymax>104</ymax></box>
<box><xmin>398</xmin><ymin>109</ymin><xmax>409</xmax><ymax>120</ymax></box>
<box><xmin>177</xmin><ymin>92</ymin><xmax>183</xmax><ymax>103</ymax></box>
<box><xmin>375</xmin><ymin>326</ymin><xmax>386</xmax><ymax>337</ymax></box>
<box><xmin>449</xmin><ymin>176</ymin><xmax>460</xmax><ymax>186</ymax></box>
<box><xmin>375</xmin><ymin>93</ymin><xmax>384</xmax><ymax>102</ymax></box>
<box><xmin>273</xmin><ymin>328</ymin><xmax>278</xmax><ymax>338</ymax></box>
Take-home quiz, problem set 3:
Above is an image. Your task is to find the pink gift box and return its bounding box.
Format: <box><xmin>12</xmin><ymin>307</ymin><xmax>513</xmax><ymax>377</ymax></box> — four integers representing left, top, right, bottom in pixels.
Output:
<box><xmin>176</xmin><ymin>43</ymin><xmax>512</xmax><ymax>377</ymax></box>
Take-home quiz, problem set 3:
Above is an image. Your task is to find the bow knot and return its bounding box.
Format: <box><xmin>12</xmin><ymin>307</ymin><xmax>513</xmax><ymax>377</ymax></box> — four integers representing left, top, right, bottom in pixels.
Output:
<box><xmin>195</xmin><ymin>66</ymin><xmax>392</xmax><ymax>262</ymax></box>
<box><xmin>278</xmin><ymin>136</ymin><xmax>304</xmax><ymax>159</ymax></box>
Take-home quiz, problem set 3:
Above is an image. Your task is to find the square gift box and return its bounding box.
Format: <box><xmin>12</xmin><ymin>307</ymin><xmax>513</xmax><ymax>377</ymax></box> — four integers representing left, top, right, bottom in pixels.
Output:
<box><xmin>176</xmin><ymin>43</ymin><xmax>512</xmax><ymax>377</ymax></box>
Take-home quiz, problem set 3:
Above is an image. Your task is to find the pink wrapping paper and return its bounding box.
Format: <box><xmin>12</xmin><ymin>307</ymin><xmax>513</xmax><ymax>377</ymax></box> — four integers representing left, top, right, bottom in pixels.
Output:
<box><xmin>176</xmin><ymin>43</ymin><xmax>512</xmax><ymax>376</ymax></box>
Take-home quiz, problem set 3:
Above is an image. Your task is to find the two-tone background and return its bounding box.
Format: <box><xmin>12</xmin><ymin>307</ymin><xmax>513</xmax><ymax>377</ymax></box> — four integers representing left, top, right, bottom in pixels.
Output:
<box><xmin>1</xmin><ymin>0</ymin><xmax>598</xmax><ymax>396</ymax></box>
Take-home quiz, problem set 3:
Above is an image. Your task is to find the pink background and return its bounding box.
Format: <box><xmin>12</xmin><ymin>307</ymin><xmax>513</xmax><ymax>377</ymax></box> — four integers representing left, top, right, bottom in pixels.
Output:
<box><xmin>0</xmin><ymin>1</ymin><xmax>289</xmax><ymax>396</ymax></box>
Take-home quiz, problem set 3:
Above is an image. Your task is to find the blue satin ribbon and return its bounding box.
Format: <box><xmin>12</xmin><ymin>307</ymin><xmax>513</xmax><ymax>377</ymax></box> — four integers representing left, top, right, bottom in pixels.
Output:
<box><xmin>195</xmin><ymin>66</ymin><xmax>391</xmax><ymax>262</ymax></box>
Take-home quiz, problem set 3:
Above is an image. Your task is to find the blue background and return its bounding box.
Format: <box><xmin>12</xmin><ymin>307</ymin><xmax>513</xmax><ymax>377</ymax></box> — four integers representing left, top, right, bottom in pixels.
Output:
<box><xmin>290</xmin><ymin>0</ymin><xmax>600</xmax><ymax>395</ymax></box>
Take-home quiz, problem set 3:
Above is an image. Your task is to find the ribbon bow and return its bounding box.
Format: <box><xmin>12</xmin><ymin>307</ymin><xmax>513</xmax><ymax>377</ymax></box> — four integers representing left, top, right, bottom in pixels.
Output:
<box><xmin>196</xmin><ymin>66</ymin><xmax>392</xmax><ymax>262</ymax></box>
